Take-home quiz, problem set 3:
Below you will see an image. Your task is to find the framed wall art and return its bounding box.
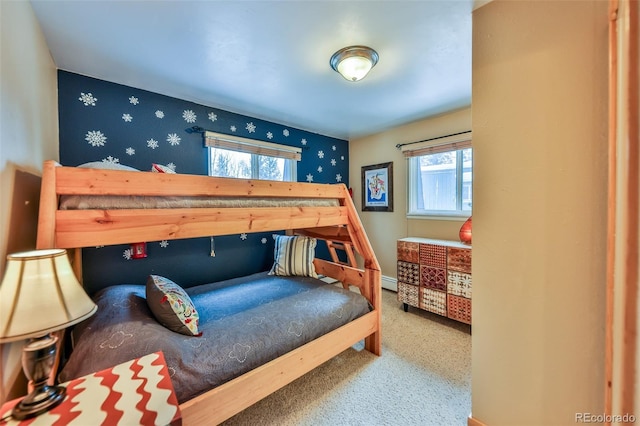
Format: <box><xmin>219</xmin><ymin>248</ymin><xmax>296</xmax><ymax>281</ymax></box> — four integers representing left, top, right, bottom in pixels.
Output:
<box><xmin>361</xmin><ymin>162</ymin><xmax>393</xmax><ymax>212</ymax></box>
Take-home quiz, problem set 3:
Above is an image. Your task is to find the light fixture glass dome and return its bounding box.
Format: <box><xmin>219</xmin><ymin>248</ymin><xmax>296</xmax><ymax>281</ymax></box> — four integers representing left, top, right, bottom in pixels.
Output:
<box><xmin>330</xmin><ymin>46</ymin><xmax>379</xmax><ymax>82</ymax></box>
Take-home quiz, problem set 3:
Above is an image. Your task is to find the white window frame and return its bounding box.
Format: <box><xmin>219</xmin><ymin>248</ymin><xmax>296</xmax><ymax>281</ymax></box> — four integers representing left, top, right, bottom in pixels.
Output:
<box><xmin>401</xmin><ymin>133</ymin><xmax>472</xmax><ymax>219</ymax></box>
<box><xmin>205</xmin><ymin>131</ymin><xmax>300</xmax><ymax>181</ymax></box>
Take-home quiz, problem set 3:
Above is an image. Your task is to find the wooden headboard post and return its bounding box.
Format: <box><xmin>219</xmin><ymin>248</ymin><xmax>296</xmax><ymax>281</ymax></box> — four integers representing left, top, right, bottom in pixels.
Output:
<box><xmin>36</xmin><ymin>160</ymin><xmax>59</xmax><ymax>250</ymax></box>
<box><xmin>35</xmin><ymin>161</ymin><xmax>83</xmax><ymax>282</ymax></box>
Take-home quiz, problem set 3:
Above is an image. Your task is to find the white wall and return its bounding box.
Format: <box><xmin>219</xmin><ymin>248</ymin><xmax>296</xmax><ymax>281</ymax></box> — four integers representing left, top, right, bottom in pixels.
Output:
<box><xmin>472</xmin><ymin>1</ymin><xmax>608</xmax><ymax>424</ymax></box>
<box><xmin>0</xmin><ymin>0</ymin><xmax>58</xmax><ymax>402</ymax></box>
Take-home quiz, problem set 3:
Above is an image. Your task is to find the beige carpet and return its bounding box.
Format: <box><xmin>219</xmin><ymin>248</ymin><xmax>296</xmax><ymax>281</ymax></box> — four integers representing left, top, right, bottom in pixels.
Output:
<box><xmin>221</xmin><ymin>289</ymin><xmax>472</xmax><ymax>426</ymax></box>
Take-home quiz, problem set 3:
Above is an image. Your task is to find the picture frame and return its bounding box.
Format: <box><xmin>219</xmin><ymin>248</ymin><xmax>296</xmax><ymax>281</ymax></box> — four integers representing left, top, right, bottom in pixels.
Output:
<box><xmin>361</xmin><ymin>162</ymin><xmax>393</xmax><ymax>212</ymax></box>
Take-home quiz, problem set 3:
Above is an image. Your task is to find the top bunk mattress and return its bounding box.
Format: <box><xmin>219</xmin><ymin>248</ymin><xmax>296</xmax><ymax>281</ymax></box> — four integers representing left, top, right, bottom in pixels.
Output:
<box><xmin>59</xmin><ymin>195</ymin><xmax>340</xmax><ymax>210</ymax></box>
<box><xmin>58</xmin><ymin>271</ymin><xmax>371</xmax><ymax>403</ymax></box>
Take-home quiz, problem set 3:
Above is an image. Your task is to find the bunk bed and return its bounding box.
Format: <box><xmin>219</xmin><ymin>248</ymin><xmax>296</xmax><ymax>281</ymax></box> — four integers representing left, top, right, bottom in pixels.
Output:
<box><xmin>35</xmin><ymin>160</ymin><xmax>381</xmax><ymax>425</ymax></box>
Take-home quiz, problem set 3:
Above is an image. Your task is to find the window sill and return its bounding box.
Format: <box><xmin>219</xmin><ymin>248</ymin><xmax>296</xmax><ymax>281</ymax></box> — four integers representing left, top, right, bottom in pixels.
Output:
<box><xmin>406</xmin><ymin>214</ymin><xmax>470</xmax><ymax>222</ymax></box>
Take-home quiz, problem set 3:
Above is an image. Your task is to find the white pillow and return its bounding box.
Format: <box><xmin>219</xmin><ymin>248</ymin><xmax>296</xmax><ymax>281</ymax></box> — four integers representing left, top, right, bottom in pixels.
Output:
<box><xmin>151</xmin><ymin>163</ymin><xmax>176</xmax><ymax>174</ymax></box>
<box><xmin>78</xmin><ymin>161</ymin><xmax>139</xmax><ymax>171</ymax></box>
<box><xmin>269</xmin><ymin>234</ymin><xmax>318</xmax><ymax>278</ymax></box>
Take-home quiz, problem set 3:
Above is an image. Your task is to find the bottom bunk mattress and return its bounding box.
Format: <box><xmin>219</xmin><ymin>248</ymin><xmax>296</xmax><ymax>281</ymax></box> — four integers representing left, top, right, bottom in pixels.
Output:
<box><xmin>58</xmin><ymin>271</ymin><xmax>372</xmax><ymax>403</ymax></box>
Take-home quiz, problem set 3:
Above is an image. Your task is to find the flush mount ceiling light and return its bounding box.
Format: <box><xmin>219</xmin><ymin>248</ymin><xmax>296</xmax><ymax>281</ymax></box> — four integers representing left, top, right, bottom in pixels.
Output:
<box><xmin>330</xmin><ymin>45</ymin><xmax>379</xmax><ymax>82</ymax></box>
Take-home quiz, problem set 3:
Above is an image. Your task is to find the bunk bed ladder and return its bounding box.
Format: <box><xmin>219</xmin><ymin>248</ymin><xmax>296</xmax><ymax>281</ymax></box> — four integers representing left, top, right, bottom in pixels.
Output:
<box><xmin>325</xmin><ymin>240</ymin><xmax>358</xmax><ymax>290</ymax></box>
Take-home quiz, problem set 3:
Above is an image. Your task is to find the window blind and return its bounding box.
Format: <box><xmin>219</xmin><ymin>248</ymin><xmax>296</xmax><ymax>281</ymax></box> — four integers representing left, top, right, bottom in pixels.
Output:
<box><xmin>400</xmin><ymin>131</ymin><xmax>472</xmax><ymax>157</ymax></box>
<box><xmin>204</xmin><ymin>131</ymin><xmax>302</xmax><ymax>161</ymax></box>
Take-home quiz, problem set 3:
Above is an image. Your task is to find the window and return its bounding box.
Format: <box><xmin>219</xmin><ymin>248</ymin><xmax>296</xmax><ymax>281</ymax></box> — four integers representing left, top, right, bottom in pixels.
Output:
<box><xmin>205</xmin><ymin>131</ymin><xmax>299</xmax><ymax>181</ymax></box>
<box><xmin>402</xmin><ymin>134</ymin><xmax>472</xmax><ymax>217</ymax></box>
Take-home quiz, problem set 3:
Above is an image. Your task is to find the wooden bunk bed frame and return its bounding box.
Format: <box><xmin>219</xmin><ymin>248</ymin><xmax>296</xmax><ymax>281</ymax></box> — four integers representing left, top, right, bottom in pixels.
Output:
<box><xmin>35</xmin><ymin>160</ymin><xmax>381</xmax><ymax>425</ymax></box>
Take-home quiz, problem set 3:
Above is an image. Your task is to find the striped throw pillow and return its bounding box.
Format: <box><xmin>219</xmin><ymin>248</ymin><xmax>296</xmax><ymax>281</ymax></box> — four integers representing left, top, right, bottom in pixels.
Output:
<box><xmin>269</xmin><ymin>235</ymin><xmax>318</xmax><ymax>278</ymax></box>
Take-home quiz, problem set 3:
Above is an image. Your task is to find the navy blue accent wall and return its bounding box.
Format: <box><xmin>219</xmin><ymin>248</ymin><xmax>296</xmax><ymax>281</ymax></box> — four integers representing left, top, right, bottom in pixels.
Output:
<box><xmin>57</xmin><ymin>71</ymin><xmax>349</xmax><ymax>293</ymax></box>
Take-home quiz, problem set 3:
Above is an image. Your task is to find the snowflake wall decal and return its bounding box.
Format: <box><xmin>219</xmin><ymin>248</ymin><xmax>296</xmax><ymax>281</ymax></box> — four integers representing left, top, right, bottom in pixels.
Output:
<box><xmin>123</xmin><ymin>249</ymin><xmax>132</xmax><ymax>260</ymax></box>
<box><xmin>183</xmin><ymin>110</ymin><xmax>197</xmax><ymax>123</ymax></box>
<box><xmin>103</xmin><ymin>156</ymin><xmax>119</xmax><ymax>164</ymax></box>
<box><xmin>160</xmin><ymin>240</ymin><xmax>169</xmax><ymax>248</ymax></box>
<box><xmin>79</xmin><ymin>92</ymin><xmax>97</xmax><ymax>106</ymax></box>
<box><xmin>318</xmin><ymin>150</ymin><xmax>325</xmax><ymax>159</ymax></box>
<box><xmin>85</xmin><ymin>130</ymin><xmax>107</xmax><ymax>147</ymax></box>
<box><xmin>167</xmin><ymin>162</ymin><xmax>176</xmax><ymax>171</ymax></box>
<box><xmin>62</xmin><ymin>74</ymin><xmax>353</xmax><ymax>270</ymax></box>
<box><xmin>167</xmin><ymin>133</ymin><xmax>181</xmax><ymax>146</ymax></box>
<box><xmin>240</xmin><ymin>233</ymin><xmax>248</xmax><ymax>240</ymax></box>
<box><xmin>122</xmin><ymin>113</ymin><xmax>133</xmax><ymax>122</ymax></box>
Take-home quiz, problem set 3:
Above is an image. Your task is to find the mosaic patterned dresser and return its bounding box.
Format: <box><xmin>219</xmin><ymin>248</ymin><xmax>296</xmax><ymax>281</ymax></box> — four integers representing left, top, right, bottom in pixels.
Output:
<box><xmin>0</xmin><ymin>351</ymin><xmax>181</xmax><ymax>426</ymax></box>
<box><xmin>397</xmin><ymin>237</ymin><xmax>472</xmax><ymax>324</ymax></box>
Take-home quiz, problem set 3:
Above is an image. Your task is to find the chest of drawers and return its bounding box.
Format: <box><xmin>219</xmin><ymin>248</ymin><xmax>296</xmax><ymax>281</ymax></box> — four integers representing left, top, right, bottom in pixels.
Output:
<box><xmin>397</xmin><ymin>237</ymin><xmax>472</xmax><ymax>324</ymax></box>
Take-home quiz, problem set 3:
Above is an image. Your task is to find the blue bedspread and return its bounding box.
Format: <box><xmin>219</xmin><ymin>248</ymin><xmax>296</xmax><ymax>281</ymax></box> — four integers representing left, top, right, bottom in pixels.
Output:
<box><xmin>59</xmin><ymin>272</ymin><xmax>371</xmax><ymax>403</ymax></box>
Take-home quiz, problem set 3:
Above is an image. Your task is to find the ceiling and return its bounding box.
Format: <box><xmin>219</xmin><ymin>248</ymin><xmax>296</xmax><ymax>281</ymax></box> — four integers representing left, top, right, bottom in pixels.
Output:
<box><xmin>30</xmin><ymin>1</ymin><xmax>472</xmax><ymax>140</ymax></box>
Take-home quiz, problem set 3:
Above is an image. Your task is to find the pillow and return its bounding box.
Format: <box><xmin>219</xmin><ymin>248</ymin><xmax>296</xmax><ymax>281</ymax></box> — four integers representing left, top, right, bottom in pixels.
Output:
<box><xmin>78</xmin><ymin>161</ymin><xmax>139</xmax><ymax>171</ymax></box>
<box><xmin>151</xmin><ymin>163</ymin><xmax>176</xmax><ymax>173</ymax></box>
<box><xmin>269</xmin><ymin>235</ymin><xmax>318</xmax><ymax>278</ymax></box>
<box><xmin>146</xmin><ymin>275</ymin><xmax>201</xmax><ymax>336</ymax></box>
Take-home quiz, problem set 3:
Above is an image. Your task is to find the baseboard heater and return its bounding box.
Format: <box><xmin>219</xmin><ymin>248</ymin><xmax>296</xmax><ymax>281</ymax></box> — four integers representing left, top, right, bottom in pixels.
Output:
<box><xmin>382</xmin><ymin>275</ymin><xmax>397</xmax><ymax>292</ymax></box>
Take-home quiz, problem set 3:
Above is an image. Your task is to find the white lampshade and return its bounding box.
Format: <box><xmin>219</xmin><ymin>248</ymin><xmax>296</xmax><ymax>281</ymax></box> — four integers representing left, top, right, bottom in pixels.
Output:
<box><xmin>0</xmin><ymin>249</ymin><xmax>97</xmax><ymax>342</ymax></box>
<box><xmin>330</xmin><ymin>45</ymin><xmax>379</xmax><ymax>82</ymax></box>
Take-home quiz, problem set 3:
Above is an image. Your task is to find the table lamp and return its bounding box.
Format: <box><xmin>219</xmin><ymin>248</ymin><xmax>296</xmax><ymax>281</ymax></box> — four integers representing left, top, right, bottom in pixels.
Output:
<box><xmin>0</xmin><ymin>249</ymin><xmax>97</xmax><ymax>420</ymax></box>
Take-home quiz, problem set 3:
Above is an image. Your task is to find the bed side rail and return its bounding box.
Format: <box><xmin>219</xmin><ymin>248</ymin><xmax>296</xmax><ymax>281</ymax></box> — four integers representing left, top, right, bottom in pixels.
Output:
<box><xmin>54</xmin><ymin>206</ymin><xmax>349</xmax><ymax>248</ymax></box>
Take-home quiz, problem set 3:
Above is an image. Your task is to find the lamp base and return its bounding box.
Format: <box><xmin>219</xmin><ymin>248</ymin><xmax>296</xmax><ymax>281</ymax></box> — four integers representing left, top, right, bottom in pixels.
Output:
<box><xmin>11</xmin><ymin>385</ymin><xmax>66</xmax><ymax>420</ymax></box>
<box><xmin>11</xmin><ymin>334</ymin><xmax>66</xmax><ymax>420</ymax></box>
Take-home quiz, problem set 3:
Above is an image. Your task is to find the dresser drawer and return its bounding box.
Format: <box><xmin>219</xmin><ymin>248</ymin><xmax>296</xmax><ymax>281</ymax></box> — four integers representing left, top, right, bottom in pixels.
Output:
<box><xmin>447</xmin><ymin>294</ymin><xmax>471</xmax><ymax>324</ymax></box>
<box><xmin>397</xmin><ymin>282</ymin><xmax>420</xmax><ymax>308</ymax></box>
<box><xmin>420</xmin><ymin>243</ymin><xmax>447</xmax><ymax>268</ymax></box>
<box><xmin>398</xmin><ymin>261</ymin><xmax>420</xmax><ymax>285</ymax></box>
<box><xmin>447</xmin><ymin>247</ymin><xmax>472</xmax><ymax>273</ymax></box>
<box><xmin>420</xmin><ymin>265</ymin><xmax>447</xmax><ymax>291</ymax></box>
<box><xmin>397</xmin><ymin>241</ymin><xmax>420</xmax><ymax>263</ymax></box>
<box><xmin>419</xmin><ymin>287</ymin><xmax>447</xmax><ymax>316</ymax></box>
<box><xmin>447</xmin><ymin>270</ymin><xmax>472</xmax><ymax>298</ymax></box>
